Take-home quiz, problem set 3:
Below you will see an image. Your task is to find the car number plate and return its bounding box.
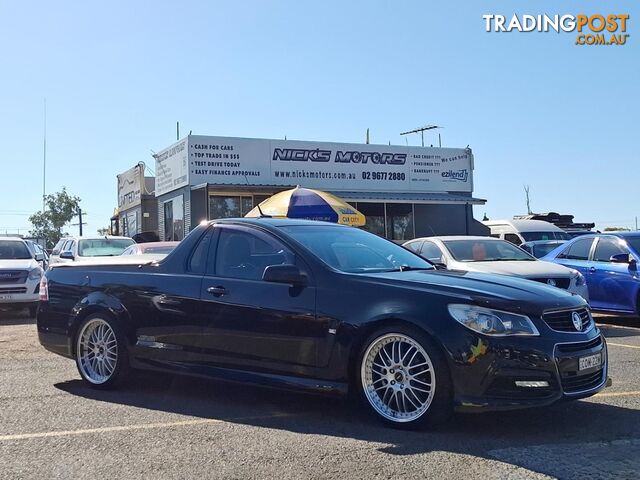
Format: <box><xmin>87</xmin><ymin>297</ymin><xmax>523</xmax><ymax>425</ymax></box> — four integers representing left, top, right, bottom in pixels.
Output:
<box><xmin>579</xmin><ymin>353</ymin><xmax>601</xmax><ymax>371</ymax></box>
<box><xmin>0</xmin><ymin>295</ymin><xmax>13</xmax><ymax>300</ymax></box>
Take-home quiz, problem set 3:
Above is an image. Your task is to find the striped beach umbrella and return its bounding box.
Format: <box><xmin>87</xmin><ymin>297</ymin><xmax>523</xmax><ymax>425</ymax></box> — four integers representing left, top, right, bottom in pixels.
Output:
<box><xmin>245</xmin><ymin>187</ymin><xmax>365</xmax><ymax>226</ymax></box>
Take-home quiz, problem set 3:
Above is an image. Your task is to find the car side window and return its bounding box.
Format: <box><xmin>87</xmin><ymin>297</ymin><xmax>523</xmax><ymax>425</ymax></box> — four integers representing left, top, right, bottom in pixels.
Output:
<box><xmin>557</xmin><ymin>238</ymin><xmax>593</xmax><ymax>260</ymax></box>
<box><xmin>52</xmin><ymin>240</ymin><xmax>64</xmax><ymax>255</ymax></box>
<box><xmin>421</xmin><ymin>241</ymin><xmax>444</xmax><ymax>264</ymax></box>
<box><xmin>593</xmin><ymin>237</ymin><xmax>628</xmax><ymax>262</ymax></box>
<box><xmin>62</xmin><ymin>240</ymin><xmax>72</xmax><ymax>252</ymax></box>
<box><xmin>405</xmin><ymin>241</ymin><xmax>423</xmax><ymax>254</ymax></box>
<box><xmin>215</xmin><ymin>227</ymin><xmax>294</xmax><ymax>280</ymax></box>
<box><xmin>189</xmin><ymin>228</ymin><xmax>214</xmax><ymax>274</ymax></box>
<box><xmin>504</xmin><ymin>234</ymin><xmax>521</xmax><ymax>245</ymax></box>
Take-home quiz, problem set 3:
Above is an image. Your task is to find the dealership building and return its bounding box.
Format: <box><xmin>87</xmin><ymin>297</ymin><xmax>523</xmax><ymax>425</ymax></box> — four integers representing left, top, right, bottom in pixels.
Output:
<box><xmin>115</xmin><ymin>163</ymin><xmax>158</xmax><ymax>238</ymax></box>
<box><xmin>153</xmin><ymin>135</ymin><xmax>488</xmax><ymax>242</ymax></box>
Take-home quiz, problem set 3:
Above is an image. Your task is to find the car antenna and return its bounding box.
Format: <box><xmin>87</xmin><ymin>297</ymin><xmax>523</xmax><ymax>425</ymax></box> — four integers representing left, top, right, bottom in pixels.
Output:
<box><xmin>256</xmin><ymin>204</ymin><xmax>271</xmax><ymax>218</ymax></box>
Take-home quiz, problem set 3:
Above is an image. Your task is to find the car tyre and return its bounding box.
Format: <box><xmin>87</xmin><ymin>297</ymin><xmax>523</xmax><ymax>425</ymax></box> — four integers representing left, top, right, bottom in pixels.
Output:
<box><xmin>75</xmin><ymin>315</ymin><xmax>130</xmax><ymax>389</ymax></box>
<box><xmin>357</xmin><ymin>325</ymin><xmax>452</xmax><ymax>429</ymax></box>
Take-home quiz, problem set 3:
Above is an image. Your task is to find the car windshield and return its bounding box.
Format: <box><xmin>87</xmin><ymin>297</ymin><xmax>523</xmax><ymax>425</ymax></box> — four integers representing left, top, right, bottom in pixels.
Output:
<box><xmin>0</xmin><ymin>240</ymin><xmax>32</xmax><ymax>260</ymax></box>
<box><xmin>521</xmin><ymin>231</ymin><xmax>571</xmax><ymax>241</ymax></box>
<box><xmin>443</xmin><ymin>239</ymin><xmax>535</xmax><ymax>262</ymax></box>
<box><xmin>78</xmin><ymin>239</ymin><xmax>135</xmax><ymax>257</ymax></box>
<box><xmin>279</xmin><ymin>225</ymin><xmax>433</xmax><ymax>273</ymax></box>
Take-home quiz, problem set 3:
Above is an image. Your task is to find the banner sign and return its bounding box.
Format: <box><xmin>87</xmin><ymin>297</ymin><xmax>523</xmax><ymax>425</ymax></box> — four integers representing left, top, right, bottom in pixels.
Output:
<box><xmin>155</xmin><ymin>139</ymin><xmax>189</xmax><ymax>197</ymax></box>
<box><xmin>117</xmin><ymin>164</ymin><xmax>144</xmax><ymax>210</ymax></box>
<box><xmin>156</xmin><ymin>135</ymin><xmax>474</xmax><ymax>195</ymax></box>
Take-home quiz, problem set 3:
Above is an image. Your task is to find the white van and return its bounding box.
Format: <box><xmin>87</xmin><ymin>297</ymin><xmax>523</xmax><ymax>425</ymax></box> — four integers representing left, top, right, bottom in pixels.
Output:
<box><xmin>482</xmin><ymin>219</ymin><xmax>571</xmax><ymax>245</ymax></box>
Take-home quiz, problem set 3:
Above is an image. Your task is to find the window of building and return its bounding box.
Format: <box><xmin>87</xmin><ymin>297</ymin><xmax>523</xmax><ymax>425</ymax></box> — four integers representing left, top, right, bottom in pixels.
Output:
<box><xmin>209</xmin><ymin>195</ymin><xmax>264</xmax><ymax>220</ymax></box>
<box><xmin>356</xmin><ymin>202</ymin><xmax>385</xmax><ymax>237</ymax></box>
<box><xmin>386</xmin><ymin>203</ymin><xmax>414</xmax><ymax>241</ymax></box>
<box><xmin>164</xmin><ymin>195</ymin><xmax>184</xmax><ymax>241</ymax></box>
<box><xmin>121</xmin><ymin>210</ymin><xmax>138</xmax><ymax>236</ymax></box>
<box><xmin>209</xmin><ymin>196</ymin><xmax>241</xmax><ymax>219</ymax></box>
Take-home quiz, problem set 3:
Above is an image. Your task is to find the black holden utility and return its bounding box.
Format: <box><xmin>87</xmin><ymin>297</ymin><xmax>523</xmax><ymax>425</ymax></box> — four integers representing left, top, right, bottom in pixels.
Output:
<box><xmin>37</xmin><ymin>219</ymin><xmax>608</xmax><ymax>428</ymax></box>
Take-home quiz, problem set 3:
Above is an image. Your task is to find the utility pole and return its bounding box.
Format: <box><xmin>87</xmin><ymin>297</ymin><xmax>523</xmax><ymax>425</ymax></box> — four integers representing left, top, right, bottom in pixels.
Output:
<box><xmin>71</xmin><ymin>208</ymin><xmax>87</xmax><ymax>236</ymax></box>
<box><xmin>400</xmin><ymin>125</ymin><xmax>442</xmax><ymax>147</ymax></box>
<box><xmin>42</xmin><ymin>98</ymin><xmax>47</xmax><ymax>213</ymax></box>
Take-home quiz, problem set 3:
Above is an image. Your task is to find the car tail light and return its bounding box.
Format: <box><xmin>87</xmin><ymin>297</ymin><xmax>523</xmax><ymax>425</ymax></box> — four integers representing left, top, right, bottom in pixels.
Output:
<box><xmin>39</xmin><ymin>276</ymin><xmax>49</xmax><ymax>301</ymax></box>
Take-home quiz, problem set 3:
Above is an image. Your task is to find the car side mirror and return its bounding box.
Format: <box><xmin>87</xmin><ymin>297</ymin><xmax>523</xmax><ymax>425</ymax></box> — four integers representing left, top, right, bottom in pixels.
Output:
<box><xmin>610</xmin><ymin>253</ymin><xmax>632</xmax><ymax>264</ymax></box>
<box><xmin>35</xmin><ymin>253</ymin><xmax>44</xmax><ymax>261</ymax></box>
<box><xmin>263</xmin><ymin>264</ymin><xmax>307</xmax><ymax>286</ymax></box>
<box><xmin>59</xmin><ymin>251</ymin><xmax>75</xmax><ymax>260</ymax></box>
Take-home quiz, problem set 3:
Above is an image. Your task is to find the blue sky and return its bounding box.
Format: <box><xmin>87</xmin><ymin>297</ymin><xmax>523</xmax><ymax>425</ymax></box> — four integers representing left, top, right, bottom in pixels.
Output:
<box><xmin>0</xmin><ymin>0</ymin><xmax>637</xmax><ymax>235</ymax></box>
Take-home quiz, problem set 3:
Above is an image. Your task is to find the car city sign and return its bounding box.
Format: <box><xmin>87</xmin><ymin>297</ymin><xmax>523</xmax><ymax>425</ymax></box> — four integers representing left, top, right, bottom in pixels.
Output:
<box><xmin>483</xmin><ymin>13</ymin><xmax>630</xmax><ymax>46</ymax></box>
<box><xmin>155</xmin><ymin>135</ymin><xmax>474</xmax><ymax>195</ymax></box>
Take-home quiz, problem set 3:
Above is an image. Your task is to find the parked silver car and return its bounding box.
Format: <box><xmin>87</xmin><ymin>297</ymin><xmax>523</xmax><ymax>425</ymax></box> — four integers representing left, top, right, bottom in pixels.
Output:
<box><xmin>49</xmin><ymin>236</ymin><xmax>135</xmax><ymax>264</ymax></box>
<box><xmin>0</xmin><ymin>237</ymin><xmax>44</xmax><ymax>316</ymax></box>
<box><xmin>404</xmin><ymin>236</ymin><xmax>589</xmax><ymax>301</ymax></box>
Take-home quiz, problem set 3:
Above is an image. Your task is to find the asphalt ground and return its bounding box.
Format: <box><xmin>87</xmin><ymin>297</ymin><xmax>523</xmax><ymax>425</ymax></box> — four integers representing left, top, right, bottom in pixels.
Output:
<box><xmin>1</xmin><ymin>311</ymin><xmax>639</xmax><ymax>479</ymax></box>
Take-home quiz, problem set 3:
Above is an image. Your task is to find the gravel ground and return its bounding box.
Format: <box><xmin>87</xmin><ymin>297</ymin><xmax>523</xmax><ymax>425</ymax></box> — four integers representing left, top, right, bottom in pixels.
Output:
<box><xmin>1</xmin><ymin>310</ymin><xmax>639</xmax><ymax>479</ymax></box>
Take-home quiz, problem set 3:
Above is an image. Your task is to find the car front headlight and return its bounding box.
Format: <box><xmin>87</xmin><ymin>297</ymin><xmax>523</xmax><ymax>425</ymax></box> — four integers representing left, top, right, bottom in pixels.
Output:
<box><xmin>28</xmin><ymin>267</ymin><xmax>43</xmax><ymax>281</ymax></box>
<box><xmin>570</xmin><ymin>269</ymin><xmax>586</xmax><ymax>286</ymax></box>
<box><xmin>448</xmin><ymin>304</ymin><xmax>540</xmax><ymax>336</ymax></box>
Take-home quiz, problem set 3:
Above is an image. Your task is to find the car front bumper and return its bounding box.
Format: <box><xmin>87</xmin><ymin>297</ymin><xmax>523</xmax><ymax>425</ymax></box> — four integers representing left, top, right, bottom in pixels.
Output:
<box><xmin>0</xmin><ymin>280</ymin><xmax>40</xmax><ymax>305</ymax></box>
<box><xmin>443</xmin><ymin>326</ymin><xmax>608</xmax><ymax>413</ymax></box>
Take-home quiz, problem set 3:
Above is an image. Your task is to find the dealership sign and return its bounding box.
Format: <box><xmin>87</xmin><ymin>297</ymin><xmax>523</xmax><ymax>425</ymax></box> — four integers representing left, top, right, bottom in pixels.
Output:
<box><xmin>155</xmin><ymin>135</ymin><xmax>474</xmax><ymax>196</ymax></box>
<box><xmin>117</xmin><ymin>164</ymin><xmax>144</xmax><ymax>210</ymax></box>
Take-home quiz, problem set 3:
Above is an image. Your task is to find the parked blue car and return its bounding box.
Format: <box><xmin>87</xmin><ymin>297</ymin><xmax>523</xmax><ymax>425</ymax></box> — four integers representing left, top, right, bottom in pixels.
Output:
<box><xmin>542</xmin><ymin>233</ymin><xmax>640</xmax><ymax>315</ymax></box>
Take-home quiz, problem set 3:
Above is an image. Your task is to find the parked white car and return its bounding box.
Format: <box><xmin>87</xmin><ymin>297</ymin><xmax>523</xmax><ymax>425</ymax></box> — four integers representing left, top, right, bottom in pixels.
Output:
<box><xmin>0</xmin><ymin>237</ymin><xmax>44</xmax><ymax>317</ymax></box>
<box><xmin>482</xmin><ymin>219</ymin><xmax>571</xmax><ymax>245</ymax></box>
<box><xmin>49</xmin><ymin>236</ymin><xmax>135</xmax><ymax>264</ymax></box>
<box><xmin>404</xmin><ymin>236</ymin><xmax>589</xmax><ymax>301</ymax></box>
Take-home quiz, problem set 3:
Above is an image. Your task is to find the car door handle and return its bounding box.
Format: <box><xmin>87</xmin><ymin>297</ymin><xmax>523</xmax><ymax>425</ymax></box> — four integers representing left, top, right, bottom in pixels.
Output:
<box><xmin>207</xmin><ymin>286</ymin><xmax>229</xmax><ymax>297</ymax></box>
<box><xmin>588</xmin><ymin>267</ymin><xmax>596</xmax><ymax>273</ymax></box>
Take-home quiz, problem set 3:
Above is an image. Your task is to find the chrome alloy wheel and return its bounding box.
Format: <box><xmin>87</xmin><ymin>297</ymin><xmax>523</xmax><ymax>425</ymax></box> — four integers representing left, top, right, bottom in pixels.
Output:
<box><xmin>77</xmin><ymin>318</ymin><xmax>118</xmax><ymax>384</ymax></box>
<box><xmin>361</xmin><ymin>333</ymin><xmax>436</xmax><ymax>423</ymax></box>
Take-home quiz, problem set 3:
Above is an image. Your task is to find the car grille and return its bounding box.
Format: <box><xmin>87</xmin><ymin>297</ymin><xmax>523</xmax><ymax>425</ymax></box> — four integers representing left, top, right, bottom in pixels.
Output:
<box><xmin>555</xmin><ymin>335</ymin><xmax>606</xmax><ymax>394</ymax></box>
<box><xmin>542</xmin><ymin>308</ymin><xmax>592</xmax><ymax>332</ymax></box>
<box><xmin>530</xmin><ymin>277</ymin><xmax>570</xmax><ymax>289</ymax></box>
<box><xmin>0</xmin><ymin>270</ymin><xmax>28</xmax><ymax>284</ymax></box>
<box><xmin>0</xmin><ymin>287</ymin><xmax>27</xmax><ymax>294</ymax></box>
<box><xmin>561</xmin><ymin>369</ymin><xmax>605</xmax><ymax>394</ymax></box>
<box><xmin>556</xmin><ymin>336</ymin><xmax>602</xmax><ymax>354</ymax></box>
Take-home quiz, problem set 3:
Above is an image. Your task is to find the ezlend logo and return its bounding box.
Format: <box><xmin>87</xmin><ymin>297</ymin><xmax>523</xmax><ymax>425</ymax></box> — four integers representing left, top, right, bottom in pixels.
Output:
<box><xmin>442</xmin><ymin>169</ymin><xmax>469</xmax><ymax>182</ymax></box>
<box><xmin>483</xmin><ymin>13</ymin><xmax>630</xmax><ymax>46</ymax></box>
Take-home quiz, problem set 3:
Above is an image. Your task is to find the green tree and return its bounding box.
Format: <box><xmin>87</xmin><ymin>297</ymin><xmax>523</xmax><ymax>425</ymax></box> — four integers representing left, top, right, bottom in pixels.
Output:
<box><xmin>29</xmin><ymin>188</ymin><xmax>81</xmax><ymax>248</ymax></box>
<box><xmin>603</xmin><ymin>227</ymin><xmax>630</xmax><ymax>232</ymax></box>
<box><xmin>97</xmin><ymin>226</ymin><xmax>111</xmax><ymax>235</ymax></box>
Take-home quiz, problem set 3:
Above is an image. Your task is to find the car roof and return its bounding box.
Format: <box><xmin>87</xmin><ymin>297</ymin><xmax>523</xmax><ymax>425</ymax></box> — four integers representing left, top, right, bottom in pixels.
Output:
<box><xmin>409</xmin><ymin>236</ymin><xmax>502</xmax><ymax>242</ymax></box>
<box><xmin>521</xmin><ymin>239</ymin><xmax>566</xmax><ymax>245</ymax></box>
<box><xmin>0</xmin><ymin>237</ymin><xmax>26</xmax><ymax>242</ymax></box>
<box><xmin>209</xmin><ymin>218</ymin><xmax>349</xmax><ymax>228</ymax></box>
<box><xmin>65</xmin><ymin>236</ymin><xmax>134</xmax><ymax>241</ymax></box>
<box><xmin>482</xmin><ymin>219</ymin><xmax>565</xmax><ymax>232</ymax></box>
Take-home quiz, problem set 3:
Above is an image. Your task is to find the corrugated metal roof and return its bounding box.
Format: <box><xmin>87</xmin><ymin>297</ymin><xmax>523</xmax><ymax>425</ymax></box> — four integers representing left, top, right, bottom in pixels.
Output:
<box><xmin>327</xmin><ymin>191</ymin><xmax>486</xmax><ymax>205</ymax></box>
